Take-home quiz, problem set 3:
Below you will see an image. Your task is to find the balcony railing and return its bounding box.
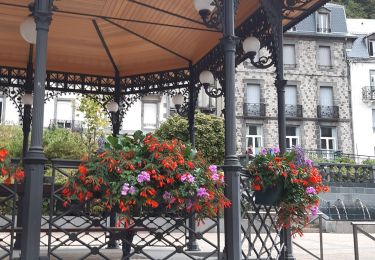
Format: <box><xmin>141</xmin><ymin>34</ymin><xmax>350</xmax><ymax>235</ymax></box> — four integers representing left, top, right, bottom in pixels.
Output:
<box><xmin>284</xmin><ymin>63</ymin><xmax>296</xmax><ymax>69</ymax></box>
<box><xmin>49</xmin><ymin>119</ymin><xmax>83</xmax><ymax>132</ymax></box>
<box><xmin>316</xmin><ymin>27</ymin><xmax>331</xmax><ymax>33</ymax></box>
<box><xmin>243</xmin><ymin>103</ymin><xmax>266</xmax><ymax>117</ymax></box>
<box><xmin>362</xmin><ymin>86</ymin><xmax>375</xmax><ymax>102</ymax></box>
<box><xmin>285</xmin><ymin>104</ymin><xmax>303</xmax><ymax>118</ymax></box>
<box><xmin>317</xmin><ymin>105</ymin><xmax>339</xmax><ymax>119</ymax></box>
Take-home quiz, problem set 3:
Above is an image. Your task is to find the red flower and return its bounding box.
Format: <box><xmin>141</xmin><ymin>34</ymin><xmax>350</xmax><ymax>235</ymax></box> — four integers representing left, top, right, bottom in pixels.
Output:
<box><xmin>78</xmin><ymin>165</ymin><xmax>87</xmax><ymax>176</ymax></box>
<box><xmin>187</xmin><ymin>161</ymin><xmax>194</xmax><ymax>169</ymax></box>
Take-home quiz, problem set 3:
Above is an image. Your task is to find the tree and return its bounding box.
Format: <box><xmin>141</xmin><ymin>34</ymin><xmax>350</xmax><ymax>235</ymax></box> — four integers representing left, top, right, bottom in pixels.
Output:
<box><xmin>155</xmin><ymin>113</ymin><xmax>225</xmax><ymax>165</ymax></box>
<box><xmin>77</xmin><ymin>96</ymin><xmax>109</xmax><ymax>154</ymax></box>
<box><xmin>331</xmin><ymin>0</ymin><xmax>375</xmax><ymax>19</ymax></box>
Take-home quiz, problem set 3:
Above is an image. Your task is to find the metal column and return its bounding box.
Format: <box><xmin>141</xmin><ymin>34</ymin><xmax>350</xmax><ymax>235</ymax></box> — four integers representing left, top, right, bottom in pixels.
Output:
<box><xmin>187</xmin><ymin>65</ymin><xmax>200</xmax><ymax>251</ymax></box>
<box><xmin>222</xmin><ymin>0</ymin><xmax>242</xmax><ymax>259</ymax></box>
<box><xmin>20</xmin><ymin>0</ymin><xmax>53</xmax><ymax>259</ymax></box>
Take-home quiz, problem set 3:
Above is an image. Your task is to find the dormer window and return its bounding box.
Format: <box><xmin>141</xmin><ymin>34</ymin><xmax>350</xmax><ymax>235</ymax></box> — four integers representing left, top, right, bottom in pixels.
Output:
<box><xmin>317</xmin><ymin>9</ymin><xmax>331</xmax><ymax>33</ymax></box>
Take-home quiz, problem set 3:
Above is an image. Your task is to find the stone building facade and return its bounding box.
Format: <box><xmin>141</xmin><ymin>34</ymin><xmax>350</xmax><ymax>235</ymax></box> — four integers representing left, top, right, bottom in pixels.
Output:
<box><xmin>235</xmin><ymin>3</ymin><xmax>354</xmax><ymax>157</ymax></box>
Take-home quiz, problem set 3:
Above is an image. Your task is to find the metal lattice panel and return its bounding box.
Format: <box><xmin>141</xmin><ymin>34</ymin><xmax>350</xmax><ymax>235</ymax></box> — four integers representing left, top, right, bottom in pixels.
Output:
<box><xmin>240</xmin><ymin>172</ymin><xmax>284</xmax><ymax>260</ymax></box>
<box><xmin>0</xmin><ymin>183</ymin><xmax>17</xmax><ymax>259</ymax></box>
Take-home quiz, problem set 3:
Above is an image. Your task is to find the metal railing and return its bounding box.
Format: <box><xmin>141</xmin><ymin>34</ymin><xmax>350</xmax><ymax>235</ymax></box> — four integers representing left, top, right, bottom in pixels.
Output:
<box><xmin>317</xmin><ymin>105</ymin><xmax>339</xmax><ymax>119</ymax></box>
<box><xmin>362</xmin><ymin>86</ymin><xmax>375</xmax><ymax>102</ymax></box>
<box><xmin>285</xmin><ymin>104</ymin><xmax>303</xmax><ymax>118</ymax></box>
<box><xmin>293</xmin><ymin>213</ymin><xmax>325</xmax><ymax>260</ymax></box>
<box><xmin>352</xmin><ymin>222</ymin><xmax>375</xmax><ymax>260</ymax></box>
<box><xmin>243</xmin><ymin>103</ymin><xmax>266</xmax><ymax>117</ymax></box>
<box><xmin>316</xmin><ymin>163</ymin><xmax>374</xmax><ymax>184</ymax></box>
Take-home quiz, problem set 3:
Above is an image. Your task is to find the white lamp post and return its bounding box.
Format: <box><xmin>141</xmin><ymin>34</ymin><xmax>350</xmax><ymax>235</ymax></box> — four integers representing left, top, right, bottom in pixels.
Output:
<box><xmin>20</xmin><ymin>16</ymin><xmax>37</xmax><ymax>45</ymax></box>
<box><xmin>199</xmin><ymin>70</ymin><xmax>215</xmax><ymax>86</ymax></box>
<box><xmin>243</xmin><ymin>36</ymin><xmax>261</xmax><ymax>55</ymax></box>
<box><xmin>106</xmin><ymin>101</ymin><xmax>119</xmax><ymax>112</ymax></box>
<box><xmin>22</xmin><ymin>93</ymin><xmax>33</xmax><ymax>106</ymax></box>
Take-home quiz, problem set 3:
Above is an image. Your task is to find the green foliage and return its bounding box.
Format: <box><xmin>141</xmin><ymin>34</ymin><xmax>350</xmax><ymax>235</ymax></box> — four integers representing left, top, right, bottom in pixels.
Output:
<box><xmin>77</xmin><ymin>96</ymin><xmax>109</xmax><ymax>154</ymax></box>
<box><xmin>155</xmin><ymin>113</ymin><xmax>225</xmax><ymax>165</ymax></box>
<box><xmin>331</xmin><ymin>0</ymin><xmax>375</xmax><ymax>19</ymax></box>
<box><xmin>0</xmin><ymin>125</ymin><xmax>23</xmax><ymax>158</ymax></box>
<box><xmin>362</xmin><ymin>159</ymin><xmax>375</xmax><ymax>165</ymax></box>
<box><xmin>43</xmin><ymin>128</ymin><xmax>86</xmax><ymax>159</ymax></box>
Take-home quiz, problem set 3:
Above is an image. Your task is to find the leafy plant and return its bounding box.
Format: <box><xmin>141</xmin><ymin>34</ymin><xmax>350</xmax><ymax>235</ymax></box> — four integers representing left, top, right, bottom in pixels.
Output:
<box><xmin>0</xmin><ymin>125</ymin><xmax>23</xmax><ymax>158</ymax></box>
<box><xmin>43</xmin><ymin>128</ymin><xmax>86</xmax><ymax>159</ymax></box>
<box><xmin>246</xmin><ymin>146</ymin><xmax>329</xmax><ymax>236</ymax></box>
<box><xmin>155</xmin><ymin>113</ymin><xmax>224</xmax><ymax>165</ymax></box>
<box><xmin>61</xmin><ymin>131</ymin><xmax>230</xmax><ymax>221</ymax></box>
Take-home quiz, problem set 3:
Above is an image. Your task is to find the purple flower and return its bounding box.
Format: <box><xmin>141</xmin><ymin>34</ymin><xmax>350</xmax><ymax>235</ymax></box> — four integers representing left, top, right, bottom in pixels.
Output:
<box><xmin>163</xmin><ymin>191</ymin><xmax>171</xmax><ymax>201</ymax></box>
<box><xmin>273</xmin><ymin>147</ymin><xmax>280</xmax><ymax>154</ymax></box>
<box><xmin>197</xmin><ymin>187</ymin><xmax>209</xmax><ymax>198</ymax></box>
<box><xmin>186</xmin><ymin>200</ymin><xmax>193</xmax><ymax>210</ymax></box>
<box><xmin>311</xmin><ymin>205</ymin><xmax>319</xmax><ymax>216</ymax></box>
<box><xmin>137</xmin><ymin>171</ymin><xmax>150</xmax><ymax>183</ymax></box>
<box><xmin>211</xmin><ymin>173</ymin><xmax>220</xmax><ymax>181</ymax></box>
<box><xmin>261</xmin><ymin>148</ymin><xmax>268</xmax><ymax>155</ymax></box>
<box><xmin>306</xmin><ymin>186</ymin><xmax>317</xmax><ymax>195</ymax></box>
<box><xmin>292</xmin><ymin>145</ymin><xmax>305</xmax><ymax>167</ymax></box>
<box><xmin>305</xmin><ymin>159</ymin><xmax>312</xmax><ymax>167</ymax></box>
<box><xmin>121</xmin><ymin>183</ymin><xmax>136</xmax><ymax>196</ymax></box>
<box><xmin>181</xmin><ymin>174</ymin><xmax>195</xmax><ymax>183</ymax></box>
<box><xmin>209</xmin><ymin>165</ymin><xmax>217</xmax><ymax>174</ymax></box>
<box><xmin>129</xmin><ymin>186</ymin><xmax>136</xmax><ymax>195</ymax></box>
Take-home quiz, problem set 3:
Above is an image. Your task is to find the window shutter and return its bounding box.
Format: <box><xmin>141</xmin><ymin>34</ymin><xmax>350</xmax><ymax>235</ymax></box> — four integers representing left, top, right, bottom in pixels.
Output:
<box><xmin>370</xmin><ymin>41</ymin><xmax>374</xmax><ymax>57</ymax></box>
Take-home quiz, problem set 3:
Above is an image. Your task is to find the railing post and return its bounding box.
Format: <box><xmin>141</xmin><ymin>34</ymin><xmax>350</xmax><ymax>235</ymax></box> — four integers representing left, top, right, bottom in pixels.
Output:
<box><xmin>319</xmin><ymin>214</ymin><xmax>323</xmax><ymax>260</ymax></box>
<box><xmin>353</xmin><ymin>223</ymin><xmax>359</xmax><ymax>260</ymax></box>
<box><xmin>372</xmin><ymin>166</ymin><xmax>375</xmax><ymax>183</ymax></box>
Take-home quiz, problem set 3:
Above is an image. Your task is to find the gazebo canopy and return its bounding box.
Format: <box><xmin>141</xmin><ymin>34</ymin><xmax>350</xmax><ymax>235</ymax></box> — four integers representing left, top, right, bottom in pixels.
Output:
<box><xmin>0</xmin><ymin>0</ymin><xmax>326</xmax><ymax>78</ymax></box>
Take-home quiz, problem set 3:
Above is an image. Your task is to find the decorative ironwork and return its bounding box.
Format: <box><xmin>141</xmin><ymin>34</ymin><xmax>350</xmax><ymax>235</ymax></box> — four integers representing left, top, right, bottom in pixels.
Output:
<box><xmin>317</xmin><ymin>163</ymin><xmax>374</xmax><ymax>184</ymax></box>
<box><xmin>240</xmin><ymin>171</ymin><xmax>284</xmax><ymax>259</ymax></box>
<box><xmin>243</xmin><ymin>103</ymin><xmax>266</xmax><ymax>117</ymax></box>
<box><xmin>0</xmin><ymin>86</ymin><xmax>24</xmax><ymax>120</ymax></box>
<box><xmin>362</xmin><ymin>86</ymin><xmax>375</xmax><ymax>102</ymax></box>
<box><xmin>317</xmin><ymin>105</ymin><xmax>339</xmax><ymax>119</ymax></box>
<box><xmin>282</xmin><ymin>0</ymin><xmax>311</xmax><ymax>19</ymax></box>
<box><xmin>285</xmin><ymin>104</ymin><xmax>303</xmax><ymax>118</ymax></box>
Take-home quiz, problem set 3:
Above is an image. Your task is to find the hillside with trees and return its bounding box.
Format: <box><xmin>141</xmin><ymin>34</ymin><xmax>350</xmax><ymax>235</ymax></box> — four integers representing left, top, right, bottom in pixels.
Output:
<box><xmin>331</xmin><ymin>0</ymin><xmax>375</xmax><ymax>19</ymax></box>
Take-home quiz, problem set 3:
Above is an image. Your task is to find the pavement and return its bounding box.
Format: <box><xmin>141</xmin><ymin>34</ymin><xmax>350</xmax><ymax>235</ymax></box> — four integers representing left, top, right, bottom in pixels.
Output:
<box><xmin>6</xmin><ymin>232</ymin><xmax>375</xmax><ymax>259</ymax></box>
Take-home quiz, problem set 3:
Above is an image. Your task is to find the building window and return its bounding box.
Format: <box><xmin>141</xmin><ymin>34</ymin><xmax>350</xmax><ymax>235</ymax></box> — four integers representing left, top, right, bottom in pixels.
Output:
<box><xmin>54</xmin><ymin>99</ymin><xmax>74</xmax><ymax>128</ymax></box>
<box><xmin>317</xmin><ymin>12</ymin><xmax>330</xmax><ymax>33</ymax></box>
<box><xmin>369</xmin><ymin>40</ymin><xmax>375</xmax><ymax>57</ymax></box>
<box><xmin>286</xmin><ymin>126</ymin><xmax>300</xmax><ymax>149</ymax></box>
<box><xmin>371</xmin><ymin>70</ymin><xmax>375</xmax><ymax>87</ymax></box>
<box><xmin>320</xmin><ymin>127</ymin><xmax>337</xmax><ymax>159</ymax></box>
<box><xmin>372</xmin><ymin>109</ymin><xmax>375</xmax><ymax>133</ymax></box>
<box><xmin>246</xmin><ymin>125</ymin><xmax>263</xmax><ymax>155</ymax></box>
<box><xmin>244</xmin><ymin>83</ymin><xmax>265</xmax><ymax>117</ymax></box>
<box><xmin>142</xmin><ymin>102</ymin><xmax>158</xmax><ymax>131</ymax></box>
<box><xmin>285</xmin><ymin>85</ymin><xmax>298</xmax><ymax>117</ymax></box>
<box><xmin>0</xmin><ymin>96</ymin><xmax>3</xmax><ymax>123</ymax></box>
<box><xmin>283</xmin><ymin>44</ymin><xmax>296</xmax><ymax>68</ymax></box>
<box><xmin>318</xmin><ymin>46</ymin><xmax>332</xmax><ymax>69</ymax></box>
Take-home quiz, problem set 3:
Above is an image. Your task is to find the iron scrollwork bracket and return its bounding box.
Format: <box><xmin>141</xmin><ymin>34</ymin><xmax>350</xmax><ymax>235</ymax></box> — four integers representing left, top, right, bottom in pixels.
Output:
<box><xmin>198</xmin><ymin>0</ymin><xmax>241</xmax><ymax>31</ymax></box>
<box><xmin>282</xmin><ymin>0</ymin><xmax>310</xmax><ymax>19</ymax></box>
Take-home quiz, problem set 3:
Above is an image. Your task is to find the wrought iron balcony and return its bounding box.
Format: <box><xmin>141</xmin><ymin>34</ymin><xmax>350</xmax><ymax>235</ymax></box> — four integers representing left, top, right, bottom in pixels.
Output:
<box><xmin>49</xmin><ymin>119</ymin><xmax>83</xmax><ymax>132</ymax></box>
<box><xmin>243</xmin><ymin>103</ymin><xmax>266</xmax><ymax>117</ymax></box>
<box><xmin>317</xmin><ymin>105</ymin><xmax>339</xmax><ymax>119</ymax></box>
<box><xmin>362</xmin><ymin>86</ymin><xmax>375</xmax><ymax>102</ymax></box>
<box><xmin>285</xmin><ymin>104</ymin><xmax>303</xmax><ymax>118</ymax></box>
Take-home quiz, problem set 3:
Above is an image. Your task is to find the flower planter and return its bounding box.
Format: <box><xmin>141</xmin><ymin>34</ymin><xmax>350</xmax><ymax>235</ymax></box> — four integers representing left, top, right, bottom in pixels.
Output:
<box><xmin>254</xmin><ymin>180</ymin><xmax>284</xmax><ymax>206</ymax></box>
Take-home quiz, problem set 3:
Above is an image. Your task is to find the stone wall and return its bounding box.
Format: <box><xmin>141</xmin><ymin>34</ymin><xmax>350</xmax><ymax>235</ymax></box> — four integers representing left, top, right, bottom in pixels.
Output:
<box><xmin>235</xmin><ymin>35</ymin><xmax>353</xmax><ymax>155</ymax></box>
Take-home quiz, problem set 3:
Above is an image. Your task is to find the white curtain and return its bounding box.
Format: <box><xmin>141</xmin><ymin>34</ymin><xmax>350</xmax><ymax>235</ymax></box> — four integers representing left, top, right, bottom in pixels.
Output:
<box><xmin>56</xmin><ymin>100</ymin><xmax>73</xmax><ymax>120</ymax></box>
<box><xmin>320</xmin><ymin>87</ymin><xmax>333</xmax><ymax>106</ymax></box>
<box><xmin>246</xmin><ymin>84</ymin><xmax>260</xmax><ymax>104</ymax></box>
<box><xmin>283</xmin><ymin>45</ymin><xmax>295</xmax><ymax>65</ymax></box>
<box><xmin>143</xmin><ymin>103</ymin><xmax>158</xmax><ymax>129</ymax></box>
<box><xmin>285</xmin><ymin>85</ymin><xmax>297</xmax><ymax>105</ymax></box>
<box><xmin>319</xmin><ymin>46</ymin><xmax>331</xmax><ymax>66</ymax></box>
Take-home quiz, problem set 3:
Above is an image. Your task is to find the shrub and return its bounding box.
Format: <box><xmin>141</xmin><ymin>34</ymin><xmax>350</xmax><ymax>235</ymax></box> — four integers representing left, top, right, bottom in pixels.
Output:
<box><xmin>155</xmin><ymin>113</ymin><xmax>225</xmax><ymax>165</ymax></box>
<box><xmin>43</xmin><ymin>128</ymin><xmax>86</xmax><ymax>159</ymax></box>
<box><xmin>0</xmin><ymin>125</ymin><xmax>23</xmax><ymax>158</ymax></box>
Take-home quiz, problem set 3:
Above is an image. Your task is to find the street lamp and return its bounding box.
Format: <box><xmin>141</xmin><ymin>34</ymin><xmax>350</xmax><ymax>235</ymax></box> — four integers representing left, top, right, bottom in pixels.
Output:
<box><xmin>20</xmin><ymin>16</ymin><xmax>36</xmax><ymax>45</ymax></box>
<box><xmin>243</xmin><ymin>36</ymin><xmax>261</xmax><ymax>57</ymax></box>
<box><xmin>106</xmin><ymin>101</ymin><xmax>119</xmax><ymax>113</ymax></box>
<box><xmin>171</xmin><ymin>93</ymin><xmax>184</xmax><ymax>114</ymax></box>
<box><xmin>194</xmin><ymin>0</ymin><xmax>215</xmax><ymax>20</ymax></box>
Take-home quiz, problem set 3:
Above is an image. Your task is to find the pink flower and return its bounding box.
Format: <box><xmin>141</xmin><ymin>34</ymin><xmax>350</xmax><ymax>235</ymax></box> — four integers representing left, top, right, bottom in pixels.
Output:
<box><xmin>181</xmin><ymin>173</ymin><xmax>195</xmax><ymax>183</ymax></box>
<box><xmin>211</xmin><ymin>173</ymin><xmax>220</xmax><ymax>181</ymax></box>
<box><xmin>121</xmin><ymin>183</ymin><xmax>136</xmax><ymax>196</ymax></box>
<box><xmin>306</xmin><ymin>186</ymin><xmax>316</xmax><ymax>195</ymax></box>
<box><xmin>197</xmin><ymin>187</ymin><xmax>209</xmax><ymax>198</ymax></box>
<box><xmin>209</xmin><ymin>165</ymin><xmax>217</xmax><ymax>174</ymax></box>
<box><xmin>311</xmin><ymin>205</ymin><xmax>319</xmax><ymax>216</ymax></box>
<box><xmin>137</xmin><ymin>171</ymin><xmax>150</xmax><ymax>183</ymax></box>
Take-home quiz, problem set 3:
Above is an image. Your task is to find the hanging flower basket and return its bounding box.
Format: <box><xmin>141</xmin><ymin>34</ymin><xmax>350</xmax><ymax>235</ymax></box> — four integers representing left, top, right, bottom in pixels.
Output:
<box><xmin>254</xmin><ymin>179</ymin><xmax>284</xmax><ymax>206</ymax></box>
<box><xmin>61</xmin><ymin>131</ymin><xmax>231</xmax><ymax>221</ymax></box>
<box><xmin>246</xmin><ymin>147</ymin><xmax>329</xmax><ymax>236</ymax></box>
